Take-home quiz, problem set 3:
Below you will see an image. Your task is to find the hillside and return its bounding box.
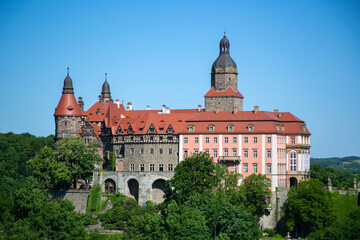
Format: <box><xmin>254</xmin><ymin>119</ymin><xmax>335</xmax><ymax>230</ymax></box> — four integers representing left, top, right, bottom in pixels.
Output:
<box><xmin>311</xmin><ymin>156</ymin><xmax>360</xmax><ymax>174</ymax></box>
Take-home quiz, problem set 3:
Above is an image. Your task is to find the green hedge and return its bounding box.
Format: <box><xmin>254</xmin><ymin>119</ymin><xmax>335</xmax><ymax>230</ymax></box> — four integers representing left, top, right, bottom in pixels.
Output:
<box><xmin>87</xmin><ymin>184</ymin><xmax>102</xmax><ymax>214</ymax></box>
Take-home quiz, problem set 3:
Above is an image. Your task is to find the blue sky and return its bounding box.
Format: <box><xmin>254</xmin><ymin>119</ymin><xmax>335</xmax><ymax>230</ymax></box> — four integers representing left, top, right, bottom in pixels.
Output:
<box><xmin>0</xmin><ymin>0</ymin><xmax>359</xmax><ymax>157</ymax></box>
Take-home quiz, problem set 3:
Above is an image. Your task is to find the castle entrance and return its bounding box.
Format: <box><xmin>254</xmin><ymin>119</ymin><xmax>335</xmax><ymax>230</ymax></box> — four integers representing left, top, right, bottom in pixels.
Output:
<box><xmin>105</xmin><ymin>179</ymin><xmax>116</xmax><ymax>194</ymax></box>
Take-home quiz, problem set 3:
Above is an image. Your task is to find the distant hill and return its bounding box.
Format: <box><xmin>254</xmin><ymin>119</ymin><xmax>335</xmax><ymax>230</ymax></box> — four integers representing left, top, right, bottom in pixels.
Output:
<box><xmin>311</xmin><ymin>156</ymin><xmax>360</xmax><ymax>174</ymax></box>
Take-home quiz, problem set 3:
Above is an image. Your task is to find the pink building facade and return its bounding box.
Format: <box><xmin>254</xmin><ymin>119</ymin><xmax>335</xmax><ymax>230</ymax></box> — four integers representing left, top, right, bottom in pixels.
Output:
<box><xmin>178</xmin><ymin>108</ymin><xmax>311</xmax><ymax>191</ymax></box>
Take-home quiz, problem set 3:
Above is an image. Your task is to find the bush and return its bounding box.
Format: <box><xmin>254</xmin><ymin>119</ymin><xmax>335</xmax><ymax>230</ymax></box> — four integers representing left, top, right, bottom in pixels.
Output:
<box><xmin>87</xmin><ymin>184</ymin><xmax>102</xmax><ymax>214</ymax></box>
<box><xmin>263</xmin><ymin>228</ymin><xmax>275</xmax><ymax>237</ymax></box>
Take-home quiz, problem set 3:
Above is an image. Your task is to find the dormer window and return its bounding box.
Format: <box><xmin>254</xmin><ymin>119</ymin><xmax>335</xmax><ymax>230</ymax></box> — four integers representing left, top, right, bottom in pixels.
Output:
<box><xmin>228</xmin><ymin>124</ymin><xmax>234</xmax><ymax>131</ymax></box>
<box><xmin>247</xmin><ymin>124</ymin><xmax>254</xmax><ymax>131</ymax></box>
<box><xmin>189</xmin><ymin>125</ymin><xmax>195</xmax><ymax>132</ymax></box>
<box><xmin>96</xmin><ymin>108</ymin><xmax>101</xmax><ymax>116</ymax></box>
<box><xmin>208</xmin><ymin>125</ymin><xmax>215</xmax><ymax>132</ymax></box>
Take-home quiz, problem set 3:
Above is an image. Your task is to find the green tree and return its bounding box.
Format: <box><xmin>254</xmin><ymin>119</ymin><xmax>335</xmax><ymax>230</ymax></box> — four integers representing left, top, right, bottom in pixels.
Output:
<box><xmin>285</xmin><ymin>179</ymin><xmax>335</xmax><ymax>237</ymax></box>
<box><xmin>29</xmin><ymin>137</ymin><xmax>102</xmax><ymax>190</ymax></box>
<box><xmin>166</xmin><ymin>153</ymin><xmax>240</xmax><ymax>203</ymax></box>
<box><xmin>164</xmin><ymin>201</ymin><xmax>211</xmax><ymax>240</ymax></box>
<box><xmin>241</xmin><ymin>174</ymin><xmax>271</xmax><ymax>219</ymax></box>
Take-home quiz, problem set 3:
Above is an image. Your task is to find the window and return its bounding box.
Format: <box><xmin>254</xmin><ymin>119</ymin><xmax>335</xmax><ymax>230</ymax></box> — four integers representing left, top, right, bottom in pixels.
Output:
<box><xmin>184</xmin><ymin>150</ymin><xmax>188</xmax><ymax>158</ymax></box>
<box><xmin>224</xmin><ymin>137</ymin><xmax>228</xmax><ymax>143</ymax></box>
<box><xmin>63</xmin><ymin>132</ymin><xmax>68</xmax><ymax>138</ymax></box>
<box><xmin>267</xmin><ymin>137</ymin><xmax>271</xmax><ymax>143</ymax></box>
<box><xmin>159</xmin><ymin>149</ymin><xmax>163</xmax><ymax>154</ymax></box>
<box><xmin>205</xmin><ymin>137</ymin><xmax>209</xmax><ymax>143</ymax></box>
<box><xmin>291</xmin><ymin>137</ymin><xmax>295</xmax><ymax>144</ymax></box>
<box><xmin>228</xmin><ymin>125</ymin><xmax>234</xmax><ymax>131</ymax></box>
<box><xmin>150</xmin><ymin>148</ymin><xmax>154</xmax><ymax>154</ymax></box>
<box><xmin>267</xmin><ymin>164</ymin><xmax>271</xmax><ymax>173</ymax></box>
<box><xmin>169</xmin><ymin>149</ymin><xmax>173</xmax><ymax>154</ymax></box>
<box><xmin>150</xmin><ymin>164</ymin><xmax>155</xmax><ymax>171</ymax></box>
<box><xmin>267</xmin><ymin>179</ymin><xmax>271</xmax><ymax>187</ymax></box>
<box><xmin>140</xmin><ymin>164</ymin><xmax>144</xmax><ymax>172</ymax></box>
<box><xmin>232</xmin><ymin>149</ymin><xmax>237</xmax><ymax>157</ymax></box>
<box><xmin>209</xmin><ymin>125</ymin><xmax>214</xmax><ymax>131</ymax></box>
<box><xmin>130</xmin><ymin>148</ymin><xmax>134</xmax><ymax>154</ymax></box>
<box><xmin>253</xmin><ymin>150</ymin><xmax>258</xmax><ymax>158</ymax></box>
<box><xmin>189</xmin><ymin>125</ymin><xmax>194</xmax><ymax>132</ymax></box>
<box><xmin>195</xmin><ymin>137</ymin><xmax>199</xmax><ymax>143</ymax></box>
<box><xmin>184</xmin><ymin>137</ymin><xmax>188</xmax><ymax>143</ymax></box>
<box><xmin>214</xmin><ymin>137</ymin><xmax>218</xmax><ymax>143</ymax></box>
<box><xmin>205</xmin><ymin>150</ymin><xmax>209</xmax><ymax>156</ymax></box>
<box><xmin>253</xmin><ymin>164</ymin><xmax>258</xmax><ymax>173</ymax></box>
<box><xmin>244</xmin><ymin>137</ymin><xmax>248</xmax><ymax>143</ymax></box>
<box><xmin>130</xmin><ymin>164</ymin><xmax>135</xmax><ymax>171</ymax></box>
<box><xmin>267</xmin><ymin>150</ymin><xmax>271</xmax><ymax>158</ymax></box>
<box><xmin>233</xmin><ymin>137</ymin><xmax>237</xmax><ymax>143</ymax></box>
<box><xmin>168</xmin><ymin>164</ymin><xmax>173</xmax><ymax>171</ymax></box>
<box><xmin>140</xmin><ymin>148</ymin><xmax>144</xmax><ymax>154</ymax></box>
<box><xmin>95</xmin><ymin>163</ymin><xmax>99</xmax><ymax>169</ymax></box>
<box><xmin>213</xmin><ymin>150</ymin><xmax>218</xmax><ymax>158</ymax></box>
<box><xmin>194</xmin><ymin>150</ymin><xmax>199</xmax><ymax>155</ymax></box>
<box><xmin>64</xmin><ymin>122</ymin><xmax>68</xmax><ymax>127</ymax></box>
<box><xmin>159</xmin><ymin>164</ymin><xmax>164</xmax><ymax>172</ymax></box>
<box><xmin>253</xmin><ymin>137</ymin><xmax>257</xmax><ymax>143</ymax></box>
<box><xmin>224</xmin><ymin>149</ymin><xmax>228</xmax><ymax>157</ymax></box>
<box><xmin>232</xmin><ymin>165</ymin><xmax>237</xmax><ymax>172</ymax></box>
<box><xmin>248</xmin><ymin>124</ymin><xmax>254</xmax><ymax>131</ymax></box>
<box><xmin>244</xmin><ymin>150</ymin><xmax>248</xmax><ymax>158</ymax></box>
<box><xmin>290</xmin><ymin>152</ymin><xmax>297</xmax><ymax>172</ymax></box>
<box><xmin>244</xmin><ymin>164</ymin><xmax>248</xmax><ymax>173</ymax></box>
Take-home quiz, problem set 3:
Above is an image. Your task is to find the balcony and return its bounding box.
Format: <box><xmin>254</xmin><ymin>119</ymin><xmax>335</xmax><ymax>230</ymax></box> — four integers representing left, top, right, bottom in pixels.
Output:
<box><xmin>218</xmin><ymin>156</ymin><xmax>241</xmax><ymax>163</ymax></box>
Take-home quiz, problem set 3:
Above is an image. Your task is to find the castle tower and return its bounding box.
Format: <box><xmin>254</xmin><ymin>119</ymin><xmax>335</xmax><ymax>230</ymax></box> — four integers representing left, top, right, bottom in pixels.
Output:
<box><xmin>100</xmin><ymin>73</ymin><xmax>113</xmax><ymax>103</ymax></box>
<box><xmin>204</xmin><ymin>34</ymin><xmax>244</xmax><ymax>111</ymax></box>
<box><xmin>54</xmin><ymin>68</ymin><xmax>83</xmax><ymax>140</ymax></box>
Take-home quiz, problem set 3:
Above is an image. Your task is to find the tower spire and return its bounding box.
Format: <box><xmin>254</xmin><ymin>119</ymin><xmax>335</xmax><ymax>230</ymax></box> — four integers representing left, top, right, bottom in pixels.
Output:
<box><xmin>62</xmin><ymin>67</ymin><xmax>74</xmax><ymax>94</ymax></box>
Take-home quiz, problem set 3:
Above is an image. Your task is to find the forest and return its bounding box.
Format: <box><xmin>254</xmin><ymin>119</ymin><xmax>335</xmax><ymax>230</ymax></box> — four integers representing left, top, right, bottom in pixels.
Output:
<box><xmin>0</xmin><ymin>132</ymin><xmax>359</xmax><ymax>239</ymax></box>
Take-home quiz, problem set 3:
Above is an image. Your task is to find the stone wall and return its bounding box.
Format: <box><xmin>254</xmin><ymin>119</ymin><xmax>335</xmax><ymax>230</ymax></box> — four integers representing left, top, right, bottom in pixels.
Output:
<box><xmin>205</xmin><ymin>96</ymin><xmax>243</xmax><ymax>111</ymax></box>
<box><xmin>93</xmin><ymin>171</ymin><xmax>174</xmax><ymax>206</ymax></box>
<box><xmin>259</xmin><ymin>188</ymin><xmax>289</xmax><ymax>232</ymax></box>
<box><xmin>52</xmin><ymin>190</ymin><xmax>89</xmax><ymax>214</ymax></box>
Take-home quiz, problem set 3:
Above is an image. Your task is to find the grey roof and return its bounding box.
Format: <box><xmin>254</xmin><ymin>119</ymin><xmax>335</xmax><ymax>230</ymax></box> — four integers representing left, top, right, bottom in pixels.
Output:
<box><xmin>101</xmin><ymin>74</ymin><xmax>111</xmax><ymax>98</ymax></box>
<box><xmin>62</xmin><ymin>68</ymin><xmax>74</xmax><ymax>94</ymax></box>
<box><xmin>211</xmin><ymin>35</ymin><xmax>237</xmax><ymax>72</ymax></box>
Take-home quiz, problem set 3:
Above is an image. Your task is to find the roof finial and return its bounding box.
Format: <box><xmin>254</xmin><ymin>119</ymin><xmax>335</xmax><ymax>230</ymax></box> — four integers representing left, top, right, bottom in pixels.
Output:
<box><xmin>105</xmin><ymin>73</ymin><xmax>107</xmax><ymax>82</ymax></box>
<box><xmin>224</xmin><ymin>29</ymin><xmax>226</xmax><ymax>36</ymax></box>
<box><xmin>67</xmin><ymin>67</ymin><xmax>69</xmax><ymax>75</ymax></box>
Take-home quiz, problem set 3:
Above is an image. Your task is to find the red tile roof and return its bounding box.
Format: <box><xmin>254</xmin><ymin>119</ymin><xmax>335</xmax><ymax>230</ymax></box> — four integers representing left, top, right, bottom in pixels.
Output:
<box><xmin>82</xmin><ymin>102</ymin><xmax>310</xmax><ymax>136</ymax></box>
<box><xmin>54</xmin><ymin>94</ymin><xmax>82</xmax><ymax>116</ymax></box>
<box><xmin>204</xmin><ymin>87</ymin><xmax>244</xmax><ymax>98</ymax></box>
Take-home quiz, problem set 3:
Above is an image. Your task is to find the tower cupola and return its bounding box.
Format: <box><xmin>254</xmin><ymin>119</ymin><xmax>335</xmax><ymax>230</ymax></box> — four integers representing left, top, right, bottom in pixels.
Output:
<box><xmin>211</xmin><ymin>34</ymin><xmax>237</xmax><ymax>73</ymax></box>
<box><xmin>100</xmin><ymin>73</ymin><xmax>113</xmax><ymax>103</ymax></box>
<box><xmin>62</xmin><ymin>67</ymin><xmax>74</xmax><ymax>94</ymax></box>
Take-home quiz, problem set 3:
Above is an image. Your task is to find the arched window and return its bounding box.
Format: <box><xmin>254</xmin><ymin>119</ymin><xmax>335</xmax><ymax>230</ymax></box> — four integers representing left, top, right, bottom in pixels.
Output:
<box><xmin>290</xmin><ymin>152</ymin><xmax>297</xmax><ymax>172</ymax></box>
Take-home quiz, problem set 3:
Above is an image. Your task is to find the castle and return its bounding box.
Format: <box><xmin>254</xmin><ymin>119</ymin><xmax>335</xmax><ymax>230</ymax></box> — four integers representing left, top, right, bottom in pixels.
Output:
<box><xmin>54</xmin><ymin>35</ymin><xmax>311</xmax><ymax>193</ymax></box>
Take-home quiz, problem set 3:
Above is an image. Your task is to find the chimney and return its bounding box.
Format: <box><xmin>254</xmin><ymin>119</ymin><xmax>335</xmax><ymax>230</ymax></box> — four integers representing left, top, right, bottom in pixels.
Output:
<box><xmin>274</xmin><ymin>109</ymin><xmax>279</xmax><ymax>114</ymax></box>
<box><xmin>198</xmin><ymin>105</ymin><xmax>202</xmax><ymax>112</ymax></box>
<box><xmin>162</xmin><ymin>104</ymin><xmax>166</xmax><ymax>113</ymax></box>
<box><xmin>115</xmin><ymin>99</ymin><xmax>120</xmax><ymax>109</ymax></box>
<box><xmin>78</xmin><ymin>97</ymin><xmax>84</xmax><ymax>112</ymax></box>
<box><xmin>215</xmin><ymin>108</ymin><xmax>220</xmax><ymax>114</ymax></box>
<box><xmin>126</xmin><ymin>102</ymin><xmax>133</xmax><ymax>111</ymax></box>
<box><xmin>253</xmin><ymin>106</ymin><xmax>259</xmax><ymax>114</ymax></box>
<box><xmin>146</xmin><ymin>105</ymin><xmax>151</xmax><ymax>110</ymax></box>
<box><xmin>233</xmin><ymin>107</ymin><xmax>238</xmax><ymax>116</ymax></box>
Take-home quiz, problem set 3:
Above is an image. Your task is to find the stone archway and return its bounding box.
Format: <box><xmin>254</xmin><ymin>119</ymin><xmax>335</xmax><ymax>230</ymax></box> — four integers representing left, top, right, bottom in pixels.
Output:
<box><xmin>290</xmin><ymin>177</ymin><xmax>298</xmax><ymax>188</ymax></box>
<box><xmin>104</xmin><ymin>178</ymin><xmax>116</xmax><ymax>194</ymax></box>
<box><xmin>151</xmin><ymin>179</ymin><xmax>168</xmax><ymax>204</ymax></box>
<box><xmin>127</xmin><ymin>179</ymin><xmax>139</xmax><ymax>202</ymax></box>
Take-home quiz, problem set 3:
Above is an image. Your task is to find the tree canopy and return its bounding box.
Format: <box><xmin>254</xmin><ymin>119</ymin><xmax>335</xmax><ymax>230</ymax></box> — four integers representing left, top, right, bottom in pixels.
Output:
<box><xmin>285</xmin><ymin>179</ymin><xmax>335</xmax><ymax>237</ymax></box>
<box><xmin>28</xmin><ymin>137</ymin><xmax>102</xmax><ymax>190</ymax></box>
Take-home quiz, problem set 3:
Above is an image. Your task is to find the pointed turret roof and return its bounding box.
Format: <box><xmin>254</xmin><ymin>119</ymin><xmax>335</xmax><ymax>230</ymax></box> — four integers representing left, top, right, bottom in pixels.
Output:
<box><xmin>54</xmin><ymin>68</ymin><xmax>82</xmax><ymax>116</ymax></box>
<box><xmin>101</xmin><ymin>73</ymin><xmax>112</xmax><ymax>99</ymax></box>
